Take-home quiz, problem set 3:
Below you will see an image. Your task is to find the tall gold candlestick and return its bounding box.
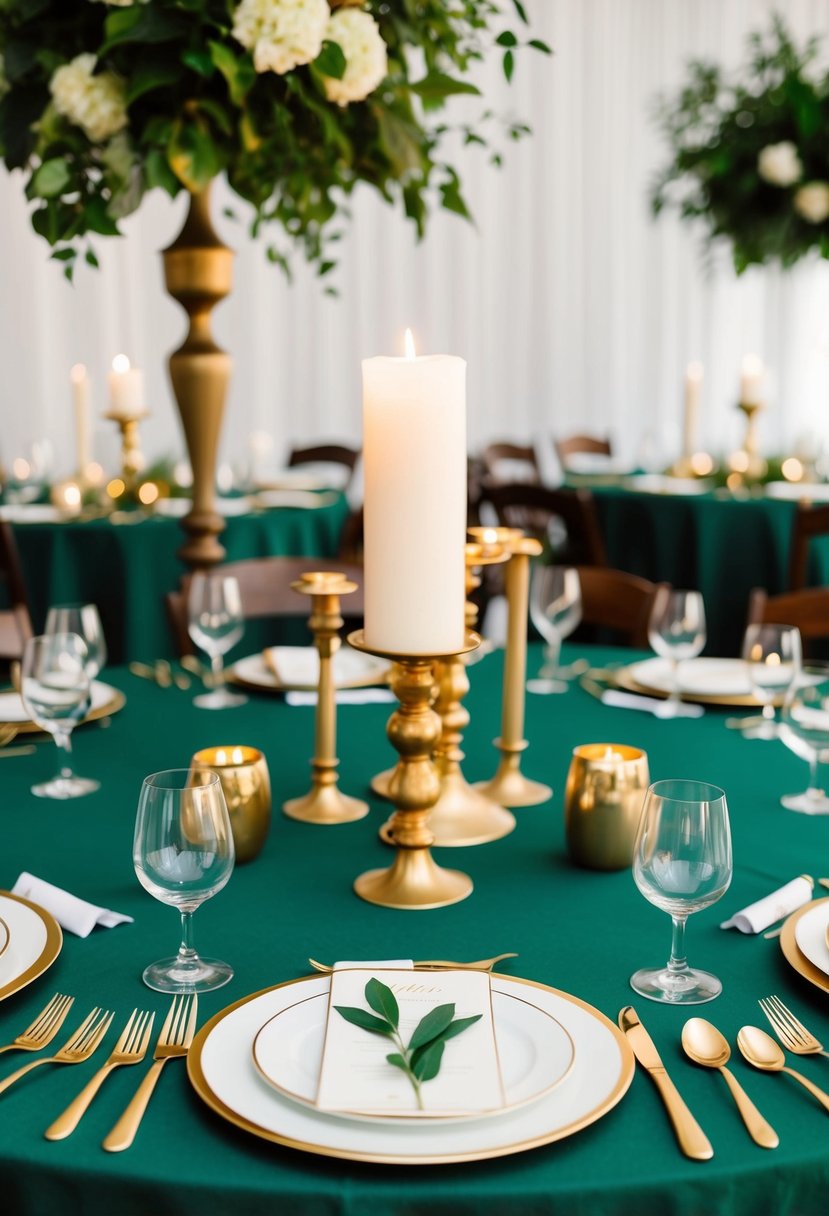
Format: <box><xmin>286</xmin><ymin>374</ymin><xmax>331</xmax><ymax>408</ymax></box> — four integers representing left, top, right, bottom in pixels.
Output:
<box><xmin>348</xmin><ymin>629</ymin><xmax>478</xmax><ymax>910</ymax></box>
<box><xmin>105</xmin><ymin>411</ymin><xmax>149</xmax><ymax>493</ymax></box>
<box><xmin>283</xmin><ymin>573</ymin><xmax>369</xmax><ymax>825</ymax></box>
<box><xmin>473</xmin><ymin>532</ymin><xmax>552</xmax><ymax>807</ymax></box>
<box><xmin>735</xmin><ymin>400</ymin><xmax>767</xmax><ymax>480</ymax></box>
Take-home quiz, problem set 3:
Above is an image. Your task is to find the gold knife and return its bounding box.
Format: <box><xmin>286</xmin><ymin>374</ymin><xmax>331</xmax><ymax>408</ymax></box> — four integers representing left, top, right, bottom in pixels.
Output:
<box><xmin>618</xmin><ymin>1006</ymin><xmax>713</xmax><ymax>1160</ymax></box>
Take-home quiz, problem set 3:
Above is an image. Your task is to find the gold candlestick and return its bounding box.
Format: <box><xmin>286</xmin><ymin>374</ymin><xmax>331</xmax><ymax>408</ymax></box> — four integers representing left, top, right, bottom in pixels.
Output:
<box><xmin>283</xmin><ymin>573</ymin><xmax>369</xmax><ymax>825</ymax></box>
<box><xmin>105</xmin><ymin>411</ymin><xmax>149</xmax><ymax>493</ymax></box>
<box><xmin>734</xmin><ymin>400</ymin><xmax>767</xmax><ymax>481</ymax></box>
<box><xmin>348</xmin><ymin>629</ymin><xmax>478</xmax><ymax>910</ymax></box>
<box><xmin>473</xmin><ymin>531</ymin><xmax>552</xmax><ymax>807</ymax></box>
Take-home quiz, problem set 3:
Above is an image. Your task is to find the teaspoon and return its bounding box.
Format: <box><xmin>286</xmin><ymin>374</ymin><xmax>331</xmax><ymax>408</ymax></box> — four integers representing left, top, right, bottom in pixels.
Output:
<box><xmin>682</xmin><ymin>1018</ymin><xmax>778</xmax><ymax>1148</ymax></box>
<box><xmin>737</xmin><ymin>1026</ymin><xmax>829</xmax><ymax>1112</ymax></box>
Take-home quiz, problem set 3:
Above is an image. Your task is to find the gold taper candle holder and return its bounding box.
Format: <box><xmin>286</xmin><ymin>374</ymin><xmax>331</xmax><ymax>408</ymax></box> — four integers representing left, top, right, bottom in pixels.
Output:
<box><xmin>733</xmin><ymin>401</ymin><xmax>768</xmax><ymax>481</ymax></box>
<box><xmin>105</xmin><ymin>411</ymin><xmax>149</xmax><ymax>493</ymax></box>
<box><xmin>192</xmin><ymin>745</ymin><xmax>271</xmax><ymax>862</ymax></box>
<box><xmin>348</xmin><ymin>629</ymin><xmax>479</xmax><ymax>910</ymax></box>
<box><xmin>283</xmin><ymin>573</ymin><xmax>369</xmax><ymax>825</ymax></box>
<box><xmin>473</xmin><ymin>532</ymin><xmax>552</xmax><ymax>807</ymax></box>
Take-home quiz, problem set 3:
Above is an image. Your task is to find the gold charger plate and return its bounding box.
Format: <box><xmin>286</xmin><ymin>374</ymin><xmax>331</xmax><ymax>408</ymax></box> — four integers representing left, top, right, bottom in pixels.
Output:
<box><xmin>780</xmin><ymin>897</ymin><xmax>829</xmax><ymax>996</ymax></box>
<box><xmin>0</xmin><ymin>684</ymin><xmax>126</xmax><ymax>735</ymax></box>
<box><xmin>187</xmin><ymin>972</ymin><xmax>634</xmax><ymax>1165</ymax></box>
<box><xmin>0</xmin><ymin>890</ymin><xmax>63</xmax><ymax>1002</ymax></box>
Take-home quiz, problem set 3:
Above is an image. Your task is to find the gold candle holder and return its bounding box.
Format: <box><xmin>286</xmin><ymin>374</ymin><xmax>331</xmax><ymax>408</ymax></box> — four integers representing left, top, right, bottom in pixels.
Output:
<box><xmin>472</xmin><ymin>531</ymin><xmax>552</xmax><ymax>808</ymax></box>
<box><xmin>192</xmin><ymin>746</ymin><xmax>271</xmax><ymax>862</ymax></box>
<box><xmin>348</xmin><ymin>629</ymin><xmax>479</xmax><ymax>910</ymax></box>
<box><xmin>564</xmin><ymin>744</ymin><xmax>649</xmax><ymax>870</ymax></box>
<box><xmin>105</xmin><ymin>411</ymin><xmax>149</xmax><ymax>493</ymax></box>
<box><xmin>283</xmin><ymin>573</ymin><xmax>368</xmax><ymax>825</ymax></box>
<box><xmin>733</xmin><ymin>401</ymin><xmax>768</xmax><ymax>481</ymax></box>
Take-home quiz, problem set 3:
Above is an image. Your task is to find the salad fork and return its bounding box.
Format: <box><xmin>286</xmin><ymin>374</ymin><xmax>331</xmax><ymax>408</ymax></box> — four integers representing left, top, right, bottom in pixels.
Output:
<box><xmin>759</xmin><ymin>995</ymin><xmax>829</xmax><ymax>1059</ymax></box>
<box><xmin>0</xmin><ymin>1007</ymin><xmax>113</xmax><ymax>1095</ymax></box>
<box><xmin>0</xmin><ymin>993</ymin><xmax>75</xmax><ymax>1055</ymax></box>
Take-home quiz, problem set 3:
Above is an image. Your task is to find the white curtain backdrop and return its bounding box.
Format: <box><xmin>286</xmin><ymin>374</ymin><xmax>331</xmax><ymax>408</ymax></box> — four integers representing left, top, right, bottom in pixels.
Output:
<box><xmin>2</xmin><ymin>0</ymin><xmax>829</xmax><ymax>481</ymax></box>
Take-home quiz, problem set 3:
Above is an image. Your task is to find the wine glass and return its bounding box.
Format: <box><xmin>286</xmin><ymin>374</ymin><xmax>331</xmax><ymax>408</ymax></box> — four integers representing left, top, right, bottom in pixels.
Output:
<box><xmin>631</xmin><ymin>778</ymin><xmax>732</xmax><ymax>1004</ymax></box>
<box><xmin>647</xmin><ymin>589</ymin><xmax>706</xmax><ymax>717</ymax></box>
<box><xmin>187</xmin><ymin>573</ymin><xmax>248</xmax><ymax>709</ymax></box>
<box><xmin>45</xmin><ymin>603</ymin><xmax>107</xmax><ymax>714</ymax></box>
<box><xmin>21</xmin><ymin>633</ymin><xmax>100</xmax><ymax>799</ymax></box>
<box><xmin>134</xmin><ymin>768</ymin><xmax>235</xmax><ymax>992</ymax></box>
<box><xmin>741</xmin><ymin>623</ymin><xmax>801</xmax><ymax>740</ymax></box>
<box><xmin>779</xmin><ymin>662</ymin><xmax>829</xmax><ymax>814</ymax></box>
<box><xmin>527</xmin><ymin>565</ymin><xmax>582</xmax><ymax>694</ymax></box>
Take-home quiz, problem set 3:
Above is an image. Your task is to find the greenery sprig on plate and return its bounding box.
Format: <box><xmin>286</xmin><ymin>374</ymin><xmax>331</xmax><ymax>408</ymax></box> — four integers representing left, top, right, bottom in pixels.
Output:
<box><xmin>335</xmin><ymin>977</ymin><xmax>481</xmax><ymax>1110</ymax></box>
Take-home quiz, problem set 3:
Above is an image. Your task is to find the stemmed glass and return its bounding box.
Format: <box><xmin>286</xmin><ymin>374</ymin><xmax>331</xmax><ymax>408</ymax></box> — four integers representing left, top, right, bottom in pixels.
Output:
<box><xmin>133</xmin><ymin>768</ymin><xmax>235</xmax><ymax>992</ymax></box>
<box><xmin>21</xmin><ymin>633</ymin><xmax>100</xmax><ymax>798</ymax></box>
<box><xmin>779</xmin><ymin>662</ymin><xmax>829</xmax><ymax>814</ymax></box>
<box><xmin>527</xmin><ymin>565</ymin><xmax>582</xmax><ymax>694</ymax></box>
<box><xmin>187</xmin><ymin>573</ymin><xmax>248</xmax><ymax>709</ymax></box>
<box><xmin>741</xmin><ymin>623</ymin><xmax>801</xmax><ymax>740</ymax></box>
<box><xmin>631</xmin><ymin>779</ymin><xmax>732</xmax><ymax>1004</ymax></box>
<box><xmin>45</xmin><ymin>603</ymin><xmax>107</xmax><ymax>712</ymax></box>
<box><xmin>647</xmin><ymin>589</ymin><xmax>706</xmax><ymax>717</ymax></box>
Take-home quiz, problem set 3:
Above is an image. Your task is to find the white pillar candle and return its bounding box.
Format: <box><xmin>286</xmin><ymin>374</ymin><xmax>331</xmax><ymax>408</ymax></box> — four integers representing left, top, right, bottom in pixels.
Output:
<box><xmin>683</xmin><ymin>361</ymin><xmax>703</xmax><ymax>458</ymax></box>
<box><xmin>740</xmin><ymin>353</ymin><xmax>765</xmax><ymax>406</ymax></box>
<box><xmin>362</xmin><ymin>332</ymin><xmax>467</xmax><ymax>655</ymax></box>
<box><xmin>70</xmin><ymin>363</ymin><xmax>91</xmax><ymax>474</ymax></box>
<box><xmin>107</xmin><ymin>354</ymin><xmax>145</xmax><ymax>418</ymax></box>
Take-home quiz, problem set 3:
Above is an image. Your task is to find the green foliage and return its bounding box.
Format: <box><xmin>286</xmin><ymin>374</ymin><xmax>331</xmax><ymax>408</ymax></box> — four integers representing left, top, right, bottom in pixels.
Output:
<box><xmin>0</xmin><ymin>0</ymin><xmax>550</xmax><ymax>281</ymax></box>
<box><xmin>652</xmin><ymin>15</ymin><xmax>829</xmax><ymax>273</ymax></box>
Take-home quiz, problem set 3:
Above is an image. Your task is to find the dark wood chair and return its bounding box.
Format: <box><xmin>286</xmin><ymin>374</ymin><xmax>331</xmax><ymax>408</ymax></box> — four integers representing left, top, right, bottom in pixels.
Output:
<box><xmin>480</xmin><ymin>483</ymin><xmax>607</xmax><ymax>567</ymax></box>
<box><xmin>481</xmin><ymin>442</ymin><xmax>540</xmax><ymax>485</ymax></box>
<box><xmin>554</xmin><ymin>434</ymin><xmax>612</xmax><ymax>468</ymax></box>
<box><xmin>747</xmin><ymin>586</ymin><xmax>829</xmax><ymax>654</ymax></box>
<box><xmin>0</xmin><ymin>522</ymin><xmax>33</xmax><ymax>662</ymax></box>
<box><xmin>336</xmin><ymin>506</ymin><xmax>364</xmax><ymax>563</ymax></box>
<box><xmin>577</xmin><ymin>567</ymin><xmax>668</xmax><ymax>648</ymax></box>
<box><xmin>287</xmin><ymin>443</ymin><xmax>360</xmax><ymax>487</ymax></box>
<box><xmin>787</xmin><ymin>502</ymin><xmax>829</xmax><ymax>591</ymax></box>
<box><xmin>165</xmin><ymin>556</ymin><xmax>364</xmax><ymax>658</ymax></box>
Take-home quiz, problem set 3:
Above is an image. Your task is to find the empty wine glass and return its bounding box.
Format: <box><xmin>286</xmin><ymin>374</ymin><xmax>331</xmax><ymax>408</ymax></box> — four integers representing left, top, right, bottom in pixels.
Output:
<box><xmin>741</xmin><ymin>623</ymin><xmax>801</xmax><ymax>740</ymax></box>
<box><xmin>527</xmin><ymin>565</ymin><xmax>582</xmax><ymax>694</ymax></box>
<box><xmin>45</xmin><ymin>604</ymin><xmax>107</xmax><ymax>715</ymax></box>
<box><xmin>21</xmin><ymin>633</ymin><xmax>100</xmax><ymax>799</ymax></box>
<box><xmin>187</xmin><ymin>573</ymin><xmax>248</xmax><ymax>709</ymax></box>
<box><xmin>647</xmin><ymin>589</ymin><xmax>706</xmax><ymax>717</ymax></box>
<box><xmin>134</xmin><ymin>768</ymin><xmax>235</xmax><ymax>992</ymax></box>
<box><xmin>631</xmin><ymin>779</ymin><xmax>732</xmax><ymax>1004</ymax></box>
<box><xmin>779</xmin><ymin>662</ymin><xmax>829</xmax><ymax>814</ymax></box>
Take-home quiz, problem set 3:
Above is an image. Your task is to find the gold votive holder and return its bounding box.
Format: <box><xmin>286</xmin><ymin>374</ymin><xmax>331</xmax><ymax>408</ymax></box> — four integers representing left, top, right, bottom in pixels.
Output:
<box><xmin>563</xmin><ymin>743</ymin><xmax>649</xmax><ymax>871</ymax></box>
<box><xmin>105</xmin><ymin>410</ymin><xmax>149</xmax><ymax>492</ymax></box>
<box><xmin>192</xmin><ymin>746</ymin><xmax>271</xmax><ymax>863</ymax></box>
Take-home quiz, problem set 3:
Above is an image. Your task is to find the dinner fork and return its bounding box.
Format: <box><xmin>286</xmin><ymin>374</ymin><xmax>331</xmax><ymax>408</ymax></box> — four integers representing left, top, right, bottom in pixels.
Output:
<box><xmin>44</xmin><ymin>1008</ymin><xmax>155</xmax><ymax>1140</ymax></box>
<box><xmin>0</xmin><ymin>993</ymin><xmax>75</xmax><ymax>1055</ymax></box>
<box><xmin>103</xmin><ymin>992</ymin><xmax>198</xmax><ymax>1152</ymax></box>
<box><xmin>0</xmin><ymin>1007</ymin><xmax>113</xmax><ymax>1095</ymax></box>
<box><xmin>759</xmin><ymin>995</ymin><xmax>829</xmax><ymax>1059</ymax></box>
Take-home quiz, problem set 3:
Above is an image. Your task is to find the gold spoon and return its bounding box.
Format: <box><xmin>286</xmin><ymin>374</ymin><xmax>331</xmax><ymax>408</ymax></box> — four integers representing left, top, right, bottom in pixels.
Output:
<box><xmin>682</xmin><ymin>1018</ymin><xmax>778</xmax><ymax>1148</ymax></box>
<box><xmin>308</xmin><ymin>952</ymin><xmax>518</xmax><ymax>974</ymax></box>
<box><xmin>737</xmin><ymin>1026</ymin><xmax>829</xmax><ymax>1112</ymax></box>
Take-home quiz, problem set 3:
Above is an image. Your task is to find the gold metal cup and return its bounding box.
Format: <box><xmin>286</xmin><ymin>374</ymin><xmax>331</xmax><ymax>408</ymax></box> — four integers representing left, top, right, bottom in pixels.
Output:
<box><xmin>563</xmin><ymin>744</ymin><xmax>649</xmax><ymax>871</ymax></box>
<box><xmin>192</xmin><ymin>746</ymin><xmax>271</xmax><ymax>863</ymax></box>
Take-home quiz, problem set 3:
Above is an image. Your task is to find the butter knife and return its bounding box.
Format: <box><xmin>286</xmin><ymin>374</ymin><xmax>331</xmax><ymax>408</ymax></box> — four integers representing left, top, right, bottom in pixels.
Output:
<box><xmin>618</xmin><ymin>1006</ymin><xmax>713</xmax><ymax>1160</ymax></box>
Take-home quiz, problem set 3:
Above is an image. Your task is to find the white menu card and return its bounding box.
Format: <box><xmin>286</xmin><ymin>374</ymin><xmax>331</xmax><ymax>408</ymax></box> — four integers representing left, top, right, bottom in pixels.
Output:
<box><xmin>316</xmin><ymin>967</ymin><xmax>504</xmax><ymax>1116</ymax></box>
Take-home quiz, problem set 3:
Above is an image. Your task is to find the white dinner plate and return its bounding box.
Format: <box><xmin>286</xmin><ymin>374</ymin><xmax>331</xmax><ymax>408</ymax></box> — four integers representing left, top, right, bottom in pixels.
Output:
<box><xmin>254</xmin><ymin>490</ymin><xmax>339</xmax><ymax>510</ymax></box>
<box><xmin>188</xmin><ymin>973</ymin><xmax>633</xmax><ymax>1165</ymax></box>
<box><xmin>764</xmin><ymin>481</ymin><xmax>829</xmax><ymax>502</ymax></box>
<box><xmin>154</xmin><ymin>497</ymin><xmax>253</xmax><ymax>518</ymax></box>
<box><xmin>564</xmin><ymin>454</ymin><xmax>635</xmax><ymax>476</ymax></box>
<box><xmin>622</xmin><ymin>657</ymin><xmax>752</xmax><ymax>699</ymax></box>
<box><xmin>253</xmin><ymin>470</ymin><xmax>328</xmax><ymax>492</ymax></box>
<box><xmin>625</xmin><ymin>474</ymin><xmax>712</xmax><ymax>496</ymax></box>
<box><xmin>0</xmin><ymin>504</ymin><xmax>66</xmax><ymax>524</ymax></box>
<box><xmin>794</xmin><ymin>902</ymin><xmax>829</xmax><ymax>978</ymax></box>
<box><xmin>0</xmin><ymin>918</ymin><xmax>8</xmax><ymax>961</ymax></box>
<box><xmin>0</xmin><ymin>679</ymin><xmax>123</xmax><ymax>727</ymax></box>
<box><xmin>0</xmin><ymin>891</ymin><xmax>62</xmax><ymax>1001</ymax></box>
<box><xmin>252</xmin><ymin>985</ymin><xmax>575</xmax><ymax>1123</ymax></box>
<box><xmin>231</xmin><ymin>649</ymin><xmax>388</xmax><ymax>694</ymax></box>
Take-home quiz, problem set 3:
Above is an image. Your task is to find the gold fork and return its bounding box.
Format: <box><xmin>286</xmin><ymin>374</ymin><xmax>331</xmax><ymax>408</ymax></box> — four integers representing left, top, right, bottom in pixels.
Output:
<box><xmin>0</xmin><ymin>1007</ymin><xmax>113</xmax><ymax>1095</ymax></box>
<box><xmin>44</xmin><ymin>1008</ymin><xmax>155</xmax><ymax>1140</ymax></box>
<box><xmin>103</xmin><ymin>993</ymin><xmax>198</xmax><ymax>1152</ymax></box>
<box><xmin>0</xmin><ymin>993</ymin><xmax>75</xmax><ymax>1055</ymax></box>
<box><xmin>759</xmin><ymin>995</ymin><xmax>829</xmax><ymax>1059</ymax></box>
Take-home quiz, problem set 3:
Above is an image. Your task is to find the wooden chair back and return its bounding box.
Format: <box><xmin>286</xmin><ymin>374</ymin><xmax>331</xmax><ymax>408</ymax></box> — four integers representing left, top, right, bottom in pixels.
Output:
<box><xmin>747</xmin><ymin>586</ymin><xmax>829</xmax><ymax>652</ymax></box>
<box><xmin>555</xmin><ymin>434</ymin><xmax>612</xmax><ymax>467</ymax></box>
<box><xmin>288</xmin><ymin>444</ymin><xmax>360</xmax><ymax>472</ymax></box>
<box><xmin>787</xmin><ymin>502</ymin><xmax>829</xmax><ymax>591</ymax></box>
<box><xmin>481</xmin><ymin>442</ymin><xmax>540</xmax><ymax>485</ymax></box>
<box><xmin>577</xmin><ymin>566</ymin><xmax>668</xmax><ymax>648</ymax></box>
<box><xmin>0</xmin><ymin>522</ymin><xmax>33</xmax><ymax>661</ymax></box>
<box><xmin>481</xmin><ymin>483</ymin><xmax>607</xmax><ymax>568</ymax></box>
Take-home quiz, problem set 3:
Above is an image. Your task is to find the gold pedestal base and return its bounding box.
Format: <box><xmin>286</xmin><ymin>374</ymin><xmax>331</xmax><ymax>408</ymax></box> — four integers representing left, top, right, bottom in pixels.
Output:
<box><xmin>474</xmin><ymin>741</ymin><xmax>552</xmax><ymax>808</ymax></box>
<box><xmin>428</xmin><ymin>774</ymin><xmax>516</xmax><ymax>847</ymax></box>
<box><xmin>354</xmin><ymin>847</ymin><xmax>473</xmax><ymax>910</ymax></box>
<box><xmin>283</xmin><ymin>783</ymin><xmax>368</xmax><ymax>825</ymax></box>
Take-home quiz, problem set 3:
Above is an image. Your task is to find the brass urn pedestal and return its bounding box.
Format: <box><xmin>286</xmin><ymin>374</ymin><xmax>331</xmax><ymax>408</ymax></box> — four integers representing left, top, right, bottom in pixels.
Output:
<box><xmin>163</xmin><ymin>185</ymin><xmax>233</xmax><ymax>569</ymax></box>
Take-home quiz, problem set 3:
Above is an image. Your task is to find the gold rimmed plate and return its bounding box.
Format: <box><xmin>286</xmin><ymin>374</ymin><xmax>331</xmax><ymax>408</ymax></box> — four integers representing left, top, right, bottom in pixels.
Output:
<box><xmin>0</xmin><ymin>680</ymin><xmax>125</xmax><ymax>735</ymax></box>
<box><xmin>229</xmin><ymin>649</ymin><xmax>389</xmax><ymax>695</ymax></box>
<box><xmin>0</xmin><ymin>891</ymin><xmax>62</xmax><ymax>1002</ymax></box>
<box><xmin>780</xmin><ymin>897</ymin><xmax>829</xmax><ymax>995</ymax></box>
<box><xmin>615</xmin><ymin>657</ymin><xmax>763</xmax><ymax>708</ymax></box>
<box><xmin>188</xmin><ymin>973</ymin><xmax>633</xmax><ymax>1165</ymax></box>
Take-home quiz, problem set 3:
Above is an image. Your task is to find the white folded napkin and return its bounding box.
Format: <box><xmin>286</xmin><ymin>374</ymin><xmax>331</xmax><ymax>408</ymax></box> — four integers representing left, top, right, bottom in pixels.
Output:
<box><xmin>719</xmin><ymin>875</ymin><xmax>814</xmax><ymax>934</ymax></box>
<box><xmin>333</xmin><ymin>959</ymin><xmax>413</xmax><ymax>970</ymax></box>
<box><xmin>11</xmin><ymin>872</ymin><xmax>134</xmax><ymax>938</ymax></box>
<box><xmin>601</xmin><ymin>688</ymin><xmax>705</xmax><ymax>719</ymax></box>
<box><xmin>286</xmin><ymin>689</ymin><xmax>396</xmax><ymax>707</ymax></box>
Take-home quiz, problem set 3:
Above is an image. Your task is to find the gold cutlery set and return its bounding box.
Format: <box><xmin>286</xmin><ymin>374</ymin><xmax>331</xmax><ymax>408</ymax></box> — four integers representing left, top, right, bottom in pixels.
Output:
<box><xmin>0</xmin><ymin>991</ymin><xmax>197</xmax><ymax>1149</ymax></box>
<box><xmin>620</xmin><ymin>994</ymin><xmax>829</xmax><ymax>1158</ymax></box>
<box><xmin>128</xmin><ymin>660</ymin><xmax>192</xmax><ymax>691</ymax></box>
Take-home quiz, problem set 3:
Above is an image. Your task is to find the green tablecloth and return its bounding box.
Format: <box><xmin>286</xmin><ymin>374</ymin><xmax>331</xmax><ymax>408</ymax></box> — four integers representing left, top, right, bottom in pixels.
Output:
<box><xmin>12</xmin><ymin>497</ymin><xmax>350</xmax><ymax>665</ymax></box>
<box><xmin>1</xmin><ymin>644</ymin><xmax>828</xmax><ymax>1214</ymax></box>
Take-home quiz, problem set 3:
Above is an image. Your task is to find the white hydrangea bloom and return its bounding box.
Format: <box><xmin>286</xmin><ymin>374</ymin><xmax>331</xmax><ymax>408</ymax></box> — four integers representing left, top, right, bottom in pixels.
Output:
<box><xmin>793</xmin><ymin>182</ymin><xmax>829</xmax><ymax>224</ymax></box>
<box><xmin>50</xmin><ymin>54</ymin><xmax>128</xmax><ymax>143</ymax></box>
<box><xmin>322</xmin><ymin>7</ymin><xmax>387</xmax><ymax>106</ymax></box>
<box><xmin>757</xmin><ymin>141</ymin><xmax>802</xmax><ymax>187</ymax></box>
<box><xmin>232</xmin><ymin>0</ymin><xmax>330</xmax><ymax>76</ymax></box>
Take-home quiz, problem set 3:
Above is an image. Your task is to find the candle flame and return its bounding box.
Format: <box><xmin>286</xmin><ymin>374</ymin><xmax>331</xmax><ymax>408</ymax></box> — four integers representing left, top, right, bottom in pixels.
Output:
<box><xmin>686</xmin><ymin>360</ymin><xmax>704</xmax><ymax>382</ymax></box>
<box><xmin>232</xmin><ymin>746</ymin><xmax>245</xmax><ymax>764</ymax></box>
<box><xmin>70</xmin><ymin>363</ymin><xmax>87</xmax><ymax>383</ymax></box>
<box><xmin>404</xmin><ymin>328</ymin><xmax>416</xmax><ymax>360</ymax></box>
<box><xmin>112</xmin><ymin>353</ymin><xmax>131</xmax><ymax>374</ymax></box>
<box><xmin>482</xmin><ymin>528</ymin><xmax>499</xmax><ymax>545</ymax></box>
<box><xmin>741</xmin><ymin>352</ymin><xmax>764</xmax><ymax>375</ymax></box>
<box><xmin>62</xmin><ymin>483</ymin><xmax>82</xmax><ymax>508</ymax></box>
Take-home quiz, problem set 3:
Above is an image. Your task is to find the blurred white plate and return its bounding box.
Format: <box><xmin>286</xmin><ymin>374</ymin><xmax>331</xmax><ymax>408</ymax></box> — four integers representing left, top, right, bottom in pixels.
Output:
<box><xmin>764</xmin><ymin>481</ymin><xmax>829</xmax><ymax>502</ymax></box>
<box><xmin>622</xmin><ymin>657</ymin><xmax>752</xmax><ymax>698</ymax></box>
<box><xmin>625</xmin><ymin>474</ymin><xmax>711</xmax><ymax>496</ymax></box>
<box><xmin>0</xmin><ymin>680</ymin><xmax>124</xmax><ymax>728</ymax></box>
<box><xmin>231</xmin><ymin>648</ymin><xmax>387</xmax><ymax>693</ymax></box>
<box><xmin>253</xmin><ymin>470</ymin><xmax>327</xmax><ymax>492</ymax></box>
<box><xmin>0</xmin><ymin>504</ymin><xmax>65</xmax><ymax>523</ymax></box>
<box><xmin>794</xmin><ymin>902</ymin><xmax>829</xmax><ymax>977</ymax></box>
<box><xmin>565</xmin><ymin>454</ymin><xmax>634</xmax><ymax>476</ymax></box>
<box><xmin>154</xmin><ymin>497</ymin><xmax>253</xmax><ymax>518</ymax></box>
<box><xmin>0</xmin><ymin>891</ymin><xmax>62</xmax><ymax>1002</ymax></box>
<box><xmin>255</xmin><ymin>490</ymin><xmax>338</xmax><ymax>510</ymax></box>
